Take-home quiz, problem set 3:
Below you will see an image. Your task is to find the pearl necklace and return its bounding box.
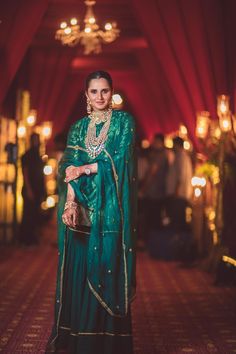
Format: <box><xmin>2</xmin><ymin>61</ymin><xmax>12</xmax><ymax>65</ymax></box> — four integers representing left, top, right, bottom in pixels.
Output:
<box><xmin>85</xmin><ymin>108</ymin><xmax>112</xmax><ymax>158</ymax></box>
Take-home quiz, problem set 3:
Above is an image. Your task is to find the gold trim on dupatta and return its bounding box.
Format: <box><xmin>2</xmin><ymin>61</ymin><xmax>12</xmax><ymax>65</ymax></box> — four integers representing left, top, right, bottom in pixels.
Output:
<box><xmin>59</xmin><ymin>326</ymin><xmax>131</xmax><ymax>336</ymax></box>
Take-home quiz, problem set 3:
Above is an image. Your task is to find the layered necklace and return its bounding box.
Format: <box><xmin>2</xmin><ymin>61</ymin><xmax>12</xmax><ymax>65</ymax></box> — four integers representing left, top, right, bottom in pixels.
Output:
<box><xmin>85</xmin><ymin>108</ymin><xmax>112</xmax><ymax>158</ymax></box>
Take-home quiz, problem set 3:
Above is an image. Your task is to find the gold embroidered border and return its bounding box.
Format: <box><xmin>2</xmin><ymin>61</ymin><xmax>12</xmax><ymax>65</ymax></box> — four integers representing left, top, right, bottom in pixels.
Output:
<box><xmin>104</xmin><ymin>149</ymin><xmax>128</xmax><ymax>315</ymax></box>
<box><xmin>68</xmin><ymin>227</ymin><xmax>90</xmax><ymax>234</ymax></box>
<box><xmin>67</xmin><ymin>145</ymin><xmax>87</xmax><ymax>152</ymax></box>
<box><xmin>87</xmin><ymin>279</ymin><xmax>123</xmax><ymax>318</ymax></box>
<box><xmin>59</xmin><ymin>326</ymin><xmax>131</xmax><ymax>337</ymax></box>
<box><xmin>49</xmin><ymin>227</ymin><xmax>67</xmax><ymax>346</ymax></box>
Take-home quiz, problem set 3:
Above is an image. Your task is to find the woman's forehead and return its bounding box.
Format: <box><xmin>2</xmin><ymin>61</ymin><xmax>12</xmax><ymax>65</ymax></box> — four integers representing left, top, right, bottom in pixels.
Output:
<box><xmin>88</xmin><ymin>78</ymin><xmax>110</xmax><ymax>89</ymax></box>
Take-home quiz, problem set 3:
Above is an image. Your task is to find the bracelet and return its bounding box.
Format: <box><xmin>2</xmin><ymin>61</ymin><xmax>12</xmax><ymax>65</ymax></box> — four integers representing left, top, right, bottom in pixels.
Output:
<box><xmin>64</xmin><ymin>201</ymin><xmax>78</xmax><ymax>211</ymax></box>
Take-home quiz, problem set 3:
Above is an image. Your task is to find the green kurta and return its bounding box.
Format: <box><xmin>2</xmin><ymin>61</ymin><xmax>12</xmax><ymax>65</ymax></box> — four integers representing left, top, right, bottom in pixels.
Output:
<box><xmin>47</xmin><ymin>110</ymin><xmax>137</xmax><ymax>353</ymax></box>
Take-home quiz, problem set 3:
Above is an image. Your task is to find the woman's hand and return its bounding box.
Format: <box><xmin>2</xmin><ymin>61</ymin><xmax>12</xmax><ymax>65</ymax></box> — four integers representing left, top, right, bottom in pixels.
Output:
<box><xmin>65</xmin><ymin>166</ymin><xmax>81</xmax><ymax>183</ymax></box>
<box><xmin>62</xmin><ymin>207</ymin><xmax>79</xmax><ymax>228</ymax></box>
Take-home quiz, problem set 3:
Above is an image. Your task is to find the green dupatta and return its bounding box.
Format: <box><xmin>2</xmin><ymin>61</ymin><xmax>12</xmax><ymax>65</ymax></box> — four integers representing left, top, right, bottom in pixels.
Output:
<box><xmin>51</xmin><ymin>110</ymin><xmax>137</xmax><ymax>344</ymax></box>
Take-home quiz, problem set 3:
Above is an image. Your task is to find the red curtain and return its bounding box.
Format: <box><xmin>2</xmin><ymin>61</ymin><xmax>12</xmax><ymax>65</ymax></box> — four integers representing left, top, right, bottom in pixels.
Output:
<box><xmin>111</xmin><ymin>70</ymin><xmax>161</xmax><ymax>138</ymax></box>
<box><xmin>132</xmin><ymin>0</ymin><xmax>236</xmax><ymax>144</ymax></box>
<box><xmin>0</xmin><ymin>0</ymin><xmax>49</xmax><ymax>108</ymax></box>
<box><xmin>136</xmin><ymin>49</ymin><xmax>183</xmax><ymax>133</ymax></box>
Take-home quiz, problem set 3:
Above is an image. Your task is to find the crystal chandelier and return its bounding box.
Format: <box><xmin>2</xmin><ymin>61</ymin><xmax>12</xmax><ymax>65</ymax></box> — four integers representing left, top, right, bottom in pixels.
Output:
<box><xmin>55</xmin><ymin>0</ymin><xmax>120</xmax><ymax>55</ymax></box>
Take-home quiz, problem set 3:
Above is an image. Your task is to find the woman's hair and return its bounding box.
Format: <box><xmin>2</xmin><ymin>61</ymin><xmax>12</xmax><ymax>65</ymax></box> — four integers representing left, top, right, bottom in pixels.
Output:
<box><xmin>85</xmin><ymin>70</ymin><xmax>113</xmax><ymax>90</ymax></box>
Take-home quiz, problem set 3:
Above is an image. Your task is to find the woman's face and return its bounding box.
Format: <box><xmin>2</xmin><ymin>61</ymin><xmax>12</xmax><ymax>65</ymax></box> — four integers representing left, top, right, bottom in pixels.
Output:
<box><xmin>86</xmin><ymin>78</ymin><xmax>112</xmax><ymax>112</ymax></box>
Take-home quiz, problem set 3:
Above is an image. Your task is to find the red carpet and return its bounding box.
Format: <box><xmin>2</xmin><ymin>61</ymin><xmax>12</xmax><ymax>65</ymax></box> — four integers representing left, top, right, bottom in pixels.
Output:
<box><xmin>0</xmin><ymin>240</ymin><xmax>236</xmax><ymax>353</ymax></box>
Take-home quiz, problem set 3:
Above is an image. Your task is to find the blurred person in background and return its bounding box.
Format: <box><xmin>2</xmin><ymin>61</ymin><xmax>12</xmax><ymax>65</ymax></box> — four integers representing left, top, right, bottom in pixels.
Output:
<box><xmin>140</xmin><ymin>133</ymin><xmax>169</xmax><ymax>235</ymax></box>
<box><xmin>166</xmin><ymin>136</ymin><xmax>193</xmax><ymax>232</ymax></box>
<box><xmin>19</xmin><ymin>132</ymin><xmax>46</xmax><ymax>245</ymax></box>
<box><xmin>137</xmin><ymin>141</ymin><xmax>149</xmax><ymax>249</ymax></box>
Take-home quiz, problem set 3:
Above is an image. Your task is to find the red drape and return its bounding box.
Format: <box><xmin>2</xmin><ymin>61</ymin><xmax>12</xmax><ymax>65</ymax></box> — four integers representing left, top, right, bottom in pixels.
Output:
<box><xmin>136</xmin><ymin>49</ymin><xmax>183</xmax><ymax>133</ymax></box>
<box><xmin>132</xmin><ymin>0</ymin><xmax>236</xmax><ymax>144</ymax></box>
<box><xmin>0</xmin><ymin>0</ymin><xmax>49</xmax><ymax>108</ymax></box>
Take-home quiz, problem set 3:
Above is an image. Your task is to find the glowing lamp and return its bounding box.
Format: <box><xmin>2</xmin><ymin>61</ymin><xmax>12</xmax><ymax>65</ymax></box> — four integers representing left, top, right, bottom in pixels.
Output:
<box><xmin>89</xmin><ymin>17</ymin><xmax>95</xmax><ymax>24</ymax></box>
<box><xmin>26</xmin><ymin>110</ymin><xmax>37</xmax><ymax>126</ymax></box>
<box><xmin>41</xmin><ymin>122</ymin><xmax>52</xmax><ymax>139</ymax></box>
<box><xmin>85</xmin><ymin>27</ymin><xmax>91</xmax><ymax>33</ymax></box>
<box><xmin>105</xmin><ymin>23</ymin><xmax>112</xmax><ymax>31</ymax></box>
<box><xmin>191</xmin><ymin>177</ymin><xmax>199</xmax><ymax>187</ymax></box>
<box><xmin>179</xmin><ymin>124</ymin><xmax>188</xmax><ymax>137</ymax></box>
<box><xmin>64</xmin><ymin>27</ymin><xmax>72</xmax><ymax>35</ymax></box>
<box><xmin>219</xmin><ymin>115</ymin><xmax>232</xmax><ymax>132</ymax></box>
<box><xmin>70</xmin><ymin>18</ymin><xmax>78</xmax><ymax>26</ymax></box>
<box><xmin>164</xmin><ymin>136</ymin><xmax>173</xmax><ymax>149</ymax></box>
<box><xmin>183</xmin><ymin>141</ymin><xmax>191</xmax><ymax>151</ymax></box>
<box><xmin>43</xmin><ymin>165</ymin><xmax>53</xmax><ymax>176</ymax></box>
<box><xmin>191</xmin><ymin>176</ymin><xmax>206</xmax><ymax>188</ymax></box>
<box><xmin>217</xmin><ymin>95</ymin><xmax>230</xmax><ymax>116</ymax></box>
<box><xmin>194</xmin><ymin>188</ymin><xmax>202</xmax><ymax>198</ymax></box>
<box><xmin>60</xmin><ymin>22</ymin><xmax>67</xmax><ymax>29</ymax></box>
<box><xmin>209</xmin><ymin>223</ymin><xmax>216</xmax><ymax>231</ymax></box>
<box><xmin>46</xmin><ymin>196</ymin><xmax>56</xmax><ymax>208</ymax></box>
<box><xmin>200</xmin><ymin>177</ymin><xmax>206</xmax><ymax>187</ymax></box>
<box><xmin>141</xmin><ymin>139</ymin><xmax>150</xmax><ymax>149</ymax></box>
<box><xmin>185</xmin><ymin>207</ymin><xmax>192</xmax><ymax>223</ymax></box>
<box><xmin>210</xmin><ymin>120</ymin><xmax>221</xmax><ymax>139</ymax></box>
<box><xmin>213</xmin><ymin>231</ymin><xmax>218</xmax><ymax>245</ymax></box>
<box><xmin>196</xmin><ymin>111</ymin><xmax>210</xmax><ymax>139</ymax></box>
<box><xmin>112</xmin><ymin>94</ymin><xmax>123</xmax><ymax>106</ymax></box>
<box><xmin>208</xmin><ymin>210</ymin><xmax>216</xmax><ymax>221</ymax></box>
<box><xmin>17</xmin><ymin>123</ymin><xmax>26</xmax><ymax>138</ymax></box>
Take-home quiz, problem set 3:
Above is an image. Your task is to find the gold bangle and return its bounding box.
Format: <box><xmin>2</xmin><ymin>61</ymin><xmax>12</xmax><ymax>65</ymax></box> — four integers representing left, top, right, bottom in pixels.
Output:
<box><xmin>64</xmin><ymin>201</ymin><xmax>78</xmax><ymax>211</ymax></box>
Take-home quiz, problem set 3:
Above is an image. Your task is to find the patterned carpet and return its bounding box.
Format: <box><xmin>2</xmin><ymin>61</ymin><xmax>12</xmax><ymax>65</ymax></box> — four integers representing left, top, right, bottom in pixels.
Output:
<box><xmin>0</xmin><ymin>231</ymin><xmax>236</xmax><ymax>353</ymax></box>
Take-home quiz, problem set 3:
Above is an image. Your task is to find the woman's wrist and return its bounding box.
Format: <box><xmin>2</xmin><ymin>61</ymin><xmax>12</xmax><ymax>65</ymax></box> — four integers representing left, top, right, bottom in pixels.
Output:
<box><xmin>80</xmin><ymin>163</ymin><xmax>98</xmax><ymax>175</ymax></box>
<box><xmin>64</xmin><ymin>200</ymin><xmax>78</xmax><ymax>211</ymax></box>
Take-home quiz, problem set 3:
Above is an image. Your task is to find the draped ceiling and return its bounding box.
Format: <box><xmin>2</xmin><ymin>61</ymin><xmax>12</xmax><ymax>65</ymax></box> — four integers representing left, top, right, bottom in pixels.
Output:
<box><xmin>0</xmin><ymin>0</ymin><xmax>236</xmax><ymax>146</ymax></box>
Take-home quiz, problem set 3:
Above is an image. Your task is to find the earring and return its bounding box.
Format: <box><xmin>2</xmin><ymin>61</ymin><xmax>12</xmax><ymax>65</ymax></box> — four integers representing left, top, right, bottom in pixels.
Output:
<box><xmin>87</xmin><ymin>98</ymin><xmax>92</xmax><ymax>115</ymax></box>
<box><xmin>109</xmin><ymin>100</ymin><xmax>113</xmax><ymax>110</ymax></box>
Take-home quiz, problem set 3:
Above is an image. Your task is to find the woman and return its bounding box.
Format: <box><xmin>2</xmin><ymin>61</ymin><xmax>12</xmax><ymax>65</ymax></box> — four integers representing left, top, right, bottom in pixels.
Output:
<box><xmin>46</xmin><ymin>71</ymin><xmax>137</xmax><ymax>354</ymax></box>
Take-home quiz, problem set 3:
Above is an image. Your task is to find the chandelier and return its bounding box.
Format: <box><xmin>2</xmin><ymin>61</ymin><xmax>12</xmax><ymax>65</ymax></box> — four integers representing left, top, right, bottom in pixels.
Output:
<box><xmin>55</xmin><ymin>0</ymin><xmax>120</xmax><ymax>55</ymax></box>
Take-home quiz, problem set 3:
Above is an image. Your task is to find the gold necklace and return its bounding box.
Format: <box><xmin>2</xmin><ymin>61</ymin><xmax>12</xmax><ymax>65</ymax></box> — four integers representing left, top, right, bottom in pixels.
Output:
<box><xmin>89</xmin><ymin>109</ymin><xmax>110</xmax><ymax>125</ymax></box>
<box><xmin>85</xmin><ymin>108</ymin><xmax>112</xmax><ymax>158</ymax></box>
